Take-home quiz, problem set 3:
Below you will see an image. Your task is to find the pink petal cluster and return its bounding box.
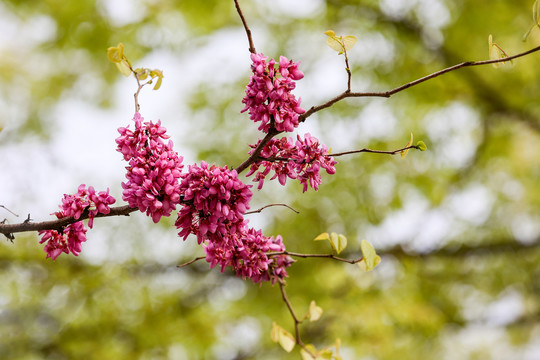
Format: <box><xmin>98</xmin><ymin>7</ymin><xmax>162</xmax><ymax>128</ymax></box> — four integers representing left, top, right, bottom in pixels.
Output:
<box><xmin>60</xmin><ymin>184</ymin><xmax>116</xmax><ymax>228</ymax></box>
<box><xmin>39</xmin><ymin>220</ymin><xmax>87</xmax><ymax>260</ymax></box>
<box><xmin>241</xmin><ymin>53</ymin><xmax>305</xmax><ymax>133</ymax></box>
<box><xmin>116</xmin><ymin>113</ymin><xmax>183</xmax><ymax>223</ymax></box>
<box><xmin>39</xmin><ymin>184</ymin><xmax>115</xmax><ymax>260</ymax></box>
<box><xmin>175</xmin><ymin>161</ymin><xmax>252</xmax><ymax>243</ymax></box>
<box><xmin>247</xmin><ymin>133</ymin><xmax>337</xmax><ymax>192</ymax></box>
<box><xmin>204</xmin><ymin>226</ymin><xmax>294</xmax><ymax>284</ymax></box>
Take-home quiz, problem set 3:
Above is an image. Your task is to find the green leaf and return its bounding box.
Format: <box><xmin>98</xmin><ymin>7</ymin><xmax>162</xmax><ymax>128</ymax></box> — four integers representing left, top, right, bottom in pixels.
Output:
<box><xmin>271</xmin><ymin>322</ymin><xmax>295</xmax><ymax>353</ymax></box>
<box><xmin>308</xmin><ymin>300</ymin><xmax>323</xmax><ymax>322</ymax></box>
<box><xmin>301</xmin><ymin>345</ymin><xmax>319</xmax><ymax>360</ymax></box>
<box><xmin>150</xmin><ymin>69</ymin><xmax>164</xmax><ymax>90</ymax></box>
<box><xmin>324</xmin><ymin>30</ymin><xmax>357</xmax><ymax>54</ymax></box>
<box><xmin>416</xmin><ymin>140</ymin><xmax>427</xmax><ymax>151</ymax></box>
<box><xmin>135</xmin><ymin>68</ymin><xmax>149</xmax><ymax>80</ymax></box>
<box><xmin>401</xmin><ymin>132</ymin><xmax>413</xmax><ymax>158</ymax></box>
<box><xmin>314</xmin><ymin>232</ymin><xmax>330</xmax><ymax>241</ymax></box>
<box><xmin>329</xmin><ymin>232</ymin><xmax>347</xmax><ymax>254</ymax></box>
<box><xmin>533</xmin><ymin>0</ymin><xmax>540</xmax><ymax>25</ymax></box>
<box><xmin>524</xmin><ymin>1</ymin><xmax>540</xmax><ymax>41</ymax></box>
<box><xmin>358</xmin><ymin>240</ymin><xmax>381</xmax><ymax>272</ymax></box>
<box><xmin>107</xmin><ymin>43</ymin><xmax>124</xmax><ymax>63</ymax></box>
<box><xmin>115</xmin><ymin>60</ymin><xmax>132</xmax><ymax>77</ymax></box>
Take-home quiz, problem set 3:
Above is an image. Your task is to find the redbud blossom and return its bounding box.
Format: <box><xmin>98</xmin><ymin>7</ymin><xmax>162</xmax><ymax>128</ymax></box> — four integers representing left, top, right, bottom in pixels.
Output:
<box><xmin>175</xmin><ymin>161</ymin><xmax>252</xmax><ymax>243</ymax></box>
<box><xmin>241</xmin><ymin>53</ymin><xmax>305</xmax><ymax>133</ymax></box>
<box><xmin>116</xmin><ymin>113</ymin><xmax>183</xmax><ymax>223</ymax></box>
<box><xmin>247</xmin><ymin>133</ymin><xmax>337</xmax><ymax>192</ymax></box>
<box><xmin>39</xmin><ymin>185</ymin><xmax>115</xmax><ymax>260</ymax></box>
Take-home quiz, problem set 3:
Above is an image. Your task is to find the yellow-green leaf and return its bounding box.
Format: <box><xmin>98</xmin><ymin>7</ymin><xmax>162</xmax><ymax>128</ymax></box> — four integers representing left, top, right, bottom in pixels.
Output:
<box><xmin>401</xmin><ymin>132</ymin><xmax>413</xmax><ymax>158</ymax></box>
<box><xmin>115</xmin><ymin>60</ymin><xmax>132</xmax><ymax>77</ymax></box>
<box><xmin>341</xmin><ymin>35</ymin><xmax>357</xmax><ymax>51</ymax></box>
<box><xmin>325</xmin><ymin>30</ymin><xmax>357</xmax><ymax>54</ymax></box>
<box><xmin>329</xmin><ymin>232</ymin><xmax>347</xmax><ymax>254</ymax></box>
<box><xmin>416</xmin><ymin>140</ymin><xmax>427</xmax><ymax>151</ymax></box>
<box><xmin>150</xmin><ymin>69</ymin><xmax>164</xmax><ymax>90</ymax></box>
<box><xmin>308</xmin><ymin>301</ymin><xmax>323</xmax><ymax>322</ymax></box>
<box><xmin>107</xmin><ymin>43</ymin><xmax>124</xmax><ymax>63</ymax></box>
<box><xmin>135</xmin><ymin>68</ymin><xmax>149</xmax><ymax>80</ymax></box>
<box><xmin>314</xmin><ymin>232</ymin><xmax>330</xmax><ymax>241</ymax></box>
<box><xmin>533</xmin><ymin>0</ymin><xmax>540</xmax><ymax>25</ymax></box>
<box><xmin>271</xmin><ymin>322</ymin><xmax>295</xmax><ymax>353</ymax></box>
<box><xmin>358</xmin><ymin>240</ymin><xmax>381</xmax><ymax>271</ymax></box>
<box><xmin>301</xmin><ymin>345</ymin><xmax>320</xmax><ymax>360</ymax></box>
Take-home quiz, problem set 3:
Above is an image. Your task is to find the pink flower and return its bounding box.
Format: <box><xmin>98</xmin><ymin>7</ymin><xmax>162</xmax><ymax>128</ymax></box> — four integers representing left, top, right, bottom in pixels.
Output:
<box><xmin>203</xmin><ymin>224</ymin><xmax>294</xmax><ymax>284</ymax></box>
<box><xmin>39</xmin><ymin>218</ymin><xmax>88</xmax><ymax>260</ymax></box>
<box><xmin>59</xmin><ymin>184</ymin><xmax>116</xmax><ymax>228</ymax></box>
<box><xmin>246</xmin><ymin>133</ymin><xmax>337</xmax><ymax>191</ymax></box>
<box><xmin>39</xmin><ymin>184</ymin><xmax>115</xmax><ymax>259</ymax></box>
<box><xmin>175</xmin><ymin>161</ymin><xmax>252</xmax><ymax>243</ymax></box>
<box><xmin>241</xmin><ymin>53</ymin><xmax>305</xmax><ymax>133</ymax></box>
<box><xmin>116</xmin><ymin>113</ymin><xmax>183</xmax><ymax>223</ymax></box>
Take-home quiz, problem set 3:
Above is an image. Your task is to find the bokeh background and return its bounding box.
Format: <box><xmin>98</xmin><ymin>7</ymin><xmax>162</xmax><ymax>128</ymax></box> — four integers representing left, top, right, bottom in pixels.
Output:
<box><xmin>1</xmin><ymin>0</ymin><xmax>539</xmax><ymax>359</ymax></box>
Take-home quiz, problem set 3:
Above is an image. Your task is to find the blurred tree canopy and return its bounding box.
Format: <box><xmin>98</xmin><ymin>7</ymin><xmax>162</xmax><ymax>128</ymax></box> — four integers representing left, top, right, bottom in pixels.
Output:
<box><xmin>1</xmin><ymin>0</ymin><xmax>539</xmax><ymax>359</ymax></box>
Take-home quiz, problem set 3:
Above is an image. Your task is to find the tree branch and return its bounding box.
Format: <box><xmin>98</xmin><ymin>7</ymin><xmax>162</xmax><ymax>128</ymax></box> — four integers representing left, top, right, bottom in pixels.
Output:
<box><xmin>235</xmin><ymin>128</ymin><xmax>280</xmax><ymax>174</ymax></box>
<box><xmin>233</xmin><ymin>0</ymin><xmax>256</xmax><ymax>54</ymax></box>
<box><xmin>299</xmin><ymin>45</ymin><xmax>540</xmax><ymax>122</ymax></box>
<box><xmin>0</xmin><ymin>205</ymin><xmax>137</xmax><ymax>239</ymax></box>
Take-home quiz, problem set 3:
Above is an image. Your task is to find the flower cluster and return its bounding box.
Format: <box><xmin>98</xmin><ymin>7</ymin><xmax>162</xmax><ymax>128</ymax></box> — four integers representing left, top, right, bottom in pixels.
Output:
<box><xmin>175</xmin><ymin>161</ymin><xmax>252</xmax><ymax>243</ymax></box>
<box><xmin>175</xmin><ymin>162</ymin><xmax>292</xmax><ymax>283</ymax></box>
<box><xmin>204</xmin><ymin>225</ymin><xmax>293</xmax><ymax>284</ymax></box>
<box><xmin>116</xmin><ymin>113</ymin><xmax>183</xmax><ymax>223</ymax></box>
<box><xmin>59</xmin><ymin>184</ymin><xmax>116</xmax><ymax>228</ymax></box>
<box><xmin>38</xmin><ymin>184</ymin><xmax>116</xmax><ymax>260</ymax></box>
<box><xmin>247</xmin><ymin>133</ymin><xmax>337</xmax><ymax>192</ymax></box>
<box><xmin>241</xmin><ymin>53</ymin><xmax>305</xmax><ymax>133</ymax></box>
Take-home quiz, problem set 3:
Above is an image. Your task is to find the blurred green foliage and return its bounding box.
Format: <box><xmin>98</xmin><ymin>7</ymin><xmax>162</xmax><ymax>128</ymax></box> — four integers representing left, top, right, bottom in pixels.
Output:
<box><xmin>1</xmin><ymin>0</ymin><xmax>540</xmax><ymax>359</ymax></box>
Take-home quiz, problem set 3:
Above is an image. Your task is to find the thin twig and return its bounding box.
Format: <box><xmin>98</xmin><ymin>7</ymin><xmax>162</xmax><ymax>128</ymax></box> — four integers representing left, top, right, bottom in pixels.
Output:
<box><xmin>0</xmin><ymin>205</ymin><xmax>18</xmax><ymax>217</ymax></box>
<box><xmin>269</xmin><ymin>251</ymin><xmax>363</xmax><ymax>264</ymax></box>
<box><xmin>299</xmin><ymin>45</ymin><xmax>540</xmax><ymax>122</ymax></box>
<box><xmin>245</xmin><ymin>203</ymin><xmax>299</xmax><ymax>215</ymax></box>
<box><xmin>177</xmin><ymin>256</ymin><xmax>206</xmax><ymax>268</ymax></box>
<box><xmin>234</xmin><ymin>0</ymin><xmax>256</xmax><ymax>54</ymax></box>
<box><xmin>278</xmin><ymin>280</ymin><xmax>315</xmax><ymax>358</ymax></box>
<box><xmin>330</xmin><ymin>144</ymin><xmax>420</xmax><ymax>157</ymax></box>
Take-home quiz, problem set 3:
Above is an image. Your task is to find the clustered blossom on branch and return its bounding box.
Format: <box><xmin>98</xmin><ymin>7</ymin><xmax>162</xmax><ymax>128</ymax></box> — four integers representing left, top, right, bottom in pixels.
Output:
<box><xmin>175</xmin><ymin>161</ymin><xmax>252</xmax><ymax>244</ymax></box>
<box><xmin>204</xmin><ymin>226</ymin><xmax>293</xmax><ymax>284</ymax></box>
<box><xmin>175</xmin><ymin>162</ymin><xmax>293</xmax><ymax>283</ymax></box>
<box><xmin>247</xmin><ymin>133</ymin><xmax>337</xmax><ymax>192</ymax></box>
<box><xmin>241</xmin><ymin>53</ymin><xmax>305</xmax><ymax>133</ymax></box>
<box><xmin>116</xmin><ymin>113</ymin><xmax>184</xmax><ymax>223</ymax></box>
<box><xmin>38</xmin><ymin>185</ymin><xmax>116</xmax><ymax>260</ymax></box>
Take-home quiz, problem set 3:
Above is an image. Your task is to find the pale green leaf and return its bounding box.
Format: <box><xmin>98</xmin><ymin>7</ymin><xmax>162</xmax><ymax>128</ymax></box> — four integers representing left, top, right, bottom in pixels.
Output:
<box><xmin>401</xmin><ymin>132</ymin><xmax>413</xmax><ymax>158</ymax></box>
<box><xmin>326</xmin><ymin>35</ymin><xmax>344</xmax><ymax>53</ymax></box>
<box><xmin>271</xmin><ymin>322</ymin><xmax>295</xmax><ymax>352</ymax></box>
<box><xmin>533</xmin><ymin>0</ymin><xmax>540</xmax><ymax>25</ymax></box>
<box><xmin>314</xmin><ymin>232</ymin><xmax>330</xmax><ymax>241</ymax></box>
<box><xmin>324</xmin><ymin>31</ymin><xmax>356</xmax><ymax>54</ymax></box>
<box><xmin>341</xmin><ymin>35</ymin><xmax>357</xmax><ymax>51</ymax></box>
<box><xmin>358</xmin><ymin>240</ymin><xmax>381</xmax><ymax>271</ymax></box>
<box><xmin>115</xmin><ymin>60</ymin><xmax>132</xmax><ymax>77</ymax></box>
<box><xmin>135</xmin><ymin>68</ymin><xmax>149</xmax><ymax>80</ymax></box>
<box><xmin>301</xmin><ymin>344</ymin><xmax>319</xmax><ymax>360</ymax></box>
<box><xmin>308</xmin><ymin>300</ymin><xmax>323</xmax><ymax>322</ymax></box>
<box><xmin>416</xmin><ymin>140</ymin><xmax>427</xmax><ymax>151</ymax></box>
<box><xmin>107</xmin><ymin>43</ymin><xmax>124</xmax><ymax>63</ymax></box>
<box><xmin>329</xmin><ymin>232</ymin><xmax>347</xmax><ymax>254</ymax></box>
